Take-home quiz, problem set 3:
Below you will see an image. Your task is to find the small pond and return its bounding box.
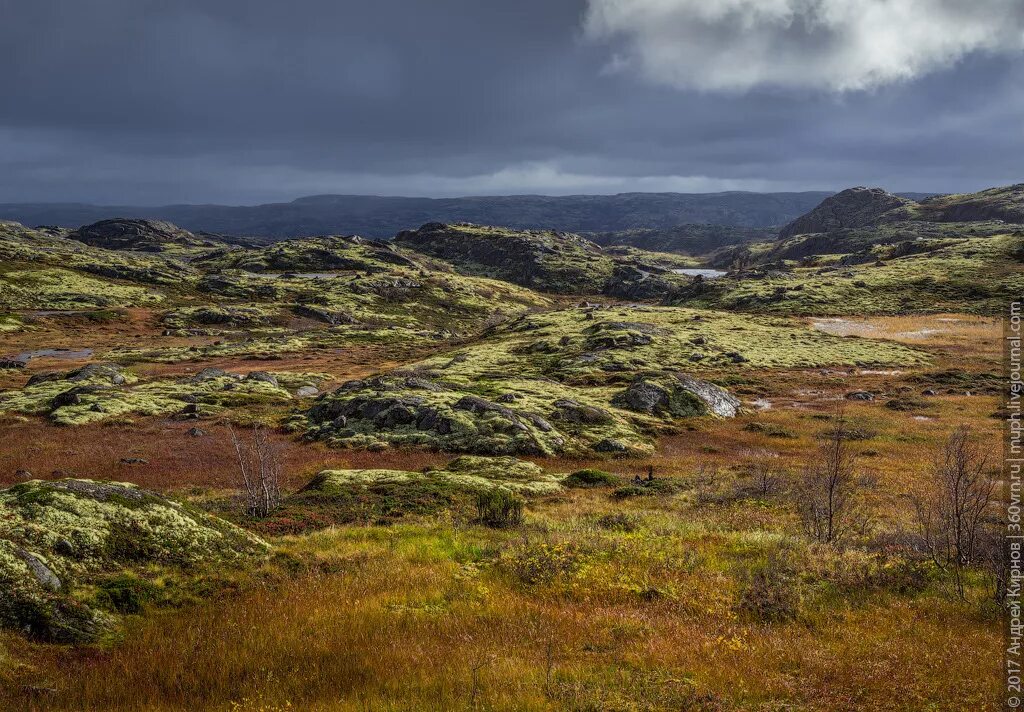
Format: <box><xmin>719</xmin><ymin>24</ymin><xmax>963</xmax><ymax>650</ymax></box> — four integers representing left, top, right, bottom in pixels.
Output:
<box><xmin>671</xmin><ymin>268</ymin><xmax>728</xmax><ymax>279</ymax></box>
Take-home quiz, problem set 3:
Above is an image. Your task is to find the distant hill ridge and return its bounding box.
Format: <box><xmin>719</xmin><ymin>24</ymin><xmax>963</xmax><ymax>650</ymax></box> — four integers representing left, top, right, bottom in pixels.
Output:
<box><xmin>0</xmin><ymin>191</ymin><xmax>846</xmax><ymax>238</ymax></box>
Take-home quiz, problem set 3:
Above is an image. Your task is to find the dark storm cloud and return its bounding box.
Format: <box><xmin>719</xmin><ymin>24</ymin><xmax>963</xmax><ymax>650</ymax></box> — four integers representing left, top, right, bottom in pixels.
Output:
<box><xmin>0</xmin><ymin>0</ymin><xmax>1021</xmax><ymax>203</ymax></box>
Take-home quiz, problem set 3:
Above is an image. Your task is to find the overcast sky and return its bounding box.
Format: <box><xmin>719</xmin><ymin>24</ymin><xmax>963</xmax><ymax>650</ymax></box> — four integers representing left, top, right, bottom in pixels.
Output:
<box><xmin>1</xmin><ymin>0</ymin><xmax>1022</xmax><ymax>204</ymax></box>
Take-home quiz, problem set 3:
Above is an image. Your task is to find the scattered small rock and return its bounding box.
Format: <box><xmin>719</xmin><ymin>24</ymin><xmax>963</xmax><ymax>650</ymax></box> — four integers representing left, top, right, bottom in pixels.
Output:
<box><xmin>188</xmin><ymin>367</ymin><xmax>229</xmax><ymax>383</ymax></box>
<box><xmin>119</xmin><ymin>457</ymin><xmax>148</xmax><ymax>465</ymax></box>
<box><xmin>845</xmin><ymin>391</ymin><xmax>875</xmax><ymax>401</ymax></box>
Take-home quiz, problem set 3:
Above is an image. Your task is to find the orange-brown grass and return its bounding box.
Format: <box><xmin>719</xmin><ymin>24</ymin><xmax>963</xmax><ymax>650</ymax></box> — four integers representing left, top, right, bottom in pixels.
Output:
<box><xmin>2</xmin><ymin>522</ymin><xmax>1000</xmax><ymax>711</ymax></box>
<box><xmin>810</xmin><ymin>313</ymin><xmax>1002</xmax><ymax>357</ymax></box>
<box><xmin>0</xmin><ymin>417</ymin><xmax>449</xmax><ymax>491</ymax></box>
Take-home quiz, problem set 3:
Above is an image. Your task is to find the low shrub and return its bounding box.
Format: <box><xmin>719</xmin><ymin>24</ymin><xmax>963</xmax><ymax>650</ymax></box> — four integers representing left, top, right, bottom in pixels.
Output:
<box><xmin>500</xmin><ymin>541</ymin><xmax>588</xmax><ymax>586</ymax></box>
<box><xmin>94</xmin><ymin>574</ymin><xmax>162</xmax><ymax>615</ymax></box>
<box><xmin>735</xmin><ymin>555</ymin><xmax>803</xmax><ymax>623</ymax></box>
<box><xmin>563</xmin><ymin>469</ymin><xmax>619</xmax><ymax>488</ymax></box>
<box><xmin>475</xmin><ymin>488</ymin><xmax>524</xmax><ymax>529</ymax></box>
<box><xmin>612</xmin><ymin>485</ymin><xmax>650</xmax><ymax>499</ymax></box>
<box><xmin>593</xmin><ymin>512</ymin><xmax>644</xmax><ymax>532</ymax></box>
<box><xmin>742</xmin><ymin>422</ymin><xmax>797</xmax><ymax>439</ymax></box>
<box><xmin>612</xmin><ymin>478</ymin><xmax>682</xmax><ymax>499</ymax></box>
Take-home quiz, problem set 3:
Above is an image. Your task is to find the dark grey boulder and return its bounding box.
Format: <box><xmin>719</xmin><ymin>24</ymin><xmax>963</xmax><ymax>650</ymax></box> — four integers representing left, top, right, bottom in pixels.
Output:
<box><xmin>551</xmin><ymin>399</ymin><xmax>613</xmax><ymax>425</ymax></box>
<box><xmin>845</xmin><ymin>391</ymin><xmax>875</xmax><ymax>401</ymax></box>
<box><xmin>16</xmin><ymin>549</ymin><xmax>61</xmax><ymax>592</ymax></box>
<box><xmin>593</xmin><ymin>438</ymin><xmax>628</xmax><ymax>453</ymax></box>
<box><xmin>188</xmin><ymin>367</ymin><xmax>230</xmax><ymax>383</ymax></box>
<box><xmin>245</xmin><ymin>371</ymin><xmax>279</xmax><ymax>387</ymax></box>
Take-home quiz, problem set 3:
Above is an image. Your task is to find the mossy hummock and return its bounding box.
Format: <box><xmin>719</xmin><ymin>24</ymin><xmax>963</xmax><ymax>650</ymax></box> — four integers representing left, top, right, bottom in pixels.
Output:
<box><xmin>0</xmin><ymin>478</ymin><xmax>268</xmax><ymax>642</ymax></box>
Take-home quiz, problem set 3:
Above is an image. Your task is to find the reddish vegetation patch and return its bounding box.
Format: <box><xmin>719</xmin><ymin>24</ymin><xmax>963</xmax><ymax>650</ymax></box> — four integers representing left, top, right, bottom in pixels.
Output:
<box><xmin>0</xmin><ymin>417</ymin><xmax>449</xmax><ymax>491</ymax></box>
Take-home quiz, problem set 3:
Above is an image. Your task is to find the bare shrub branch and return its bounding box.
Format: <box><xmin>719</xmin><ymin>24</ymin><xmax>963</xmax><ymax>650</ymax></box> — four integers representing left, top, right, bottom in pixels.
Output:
<box><xmin>794</xmin><ymin>404</ymin><xmax>871</xmax><ymax>545</ymax></box>
<box><xmin>912</xmin><ymin>425</ymin><xmax>996</xmax><ymax>599</ymax></box>
<box><xmin>228</xmin><ymin>423</ymin><xmax>282</xmax><ymax>518</ymax></box>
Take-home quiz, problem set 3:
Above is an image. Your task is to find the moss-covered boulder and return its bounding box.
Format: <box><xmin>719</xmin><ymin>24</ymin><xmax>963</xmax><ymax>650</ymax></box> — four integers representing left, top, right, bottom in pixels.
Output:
<box><xmin>303</xmin><ymin>456</ymin><xmax>562</xmax><ymax>498</ymax></box>
<box><xmin>301</xmin><ymin>375</ymin><xmax>654</xmax><ymax>457</ymax></box>
<box><xmin>161</xmin><ymin>304</ymin><xmax>277</xmax><ymax>330</ymax></box>
<box><xmin>272</xmin><ymin>456</ymin><xmax>564</xmax><ymax>531</ymax></box>
<box><xmin>0</xmin><ymin>479</ymin><xmax>268</xmax><ymax>642</ymax></box>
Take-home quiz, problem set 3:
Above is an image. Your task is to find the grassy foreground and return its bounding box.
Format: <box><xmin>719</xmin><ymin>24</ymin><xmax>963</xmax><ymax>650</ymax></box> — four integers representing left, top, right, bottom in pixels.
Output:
<box><xmin>3</xmin><ymin>498</ymin><xmax>998</xmax><ymax>711</ymax></box>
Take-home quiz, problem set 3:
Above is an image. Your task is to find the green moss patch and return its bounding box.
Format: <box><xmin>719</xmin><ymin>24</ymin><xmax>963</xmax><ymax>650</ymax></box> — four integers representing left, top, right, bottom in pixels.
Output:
<box><xmin>0</xmin><ymin>364</ymin><xmax>323</xmax><ymax>425</ymax></box>
<box><xmin>0</xmin><ymin>268</ymin><xmax>165</xmax><ymax>310</ymax></box>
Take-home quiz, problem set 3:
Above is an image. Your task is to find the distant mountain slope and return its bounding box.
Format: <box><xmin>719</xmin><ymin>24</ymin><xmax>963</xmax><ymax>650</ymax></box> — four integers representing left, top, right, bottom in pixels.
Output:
<box><xmin>912</xmin><ymin>183</ymin><xmax>1024</xmax><ymax>224</ymax></box>
<box><xmin>587</xmin><ymin>224</ymin><xmax>777</xmax><ymax>255</ymax></box>
<box><xmin>0</xmin><ymin>191</ymin><xmax>838</xmax><ymax>238</ymax></box>
<box><xmin>777</xmin><ymin>183</ymin><xmax>1023</xmax><ymax>241</ymax></box>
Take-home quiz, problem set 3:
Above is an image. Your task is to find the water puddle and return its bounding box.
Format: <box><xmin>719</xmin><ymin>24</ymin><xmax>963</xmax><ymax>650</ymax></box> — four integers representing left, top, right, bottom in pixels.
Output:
<box><xmin>671</xmin><ymin>268</ymin><xmax>728</xmax><ymax>279</ymax></box>
<box><xmin>254</xmin><ymin>272</ymin><xmax>346</xmax><ymax>279</ymax></box>
<box><xmin>24</xmin><ymin>310</ymin><xmax>92</xmax><ymax>317</ymax></box>
<box><xmin>8</xmin><ymin>348</ymin><xmax>94</xmax><ymax>363</ymax></box>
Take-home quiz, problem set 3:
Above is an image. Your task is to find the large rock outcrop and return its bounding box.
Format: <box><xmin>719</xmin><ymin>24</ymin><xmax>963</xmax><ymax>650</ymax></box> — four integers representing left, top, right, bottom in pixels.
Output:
<box><xmin>779</xmin><ymin>188</ymin><xmax>914</xmax><ymax>238</ymax></box>
<box><xmin>394</xmin><ymin>222</ymin><xmax>614</xmax><ymax>294</ymax></box>
<box><xmin>613</xmin><ymin>374</ymin><xmax>741</xmax><ymax>418</ymax></box>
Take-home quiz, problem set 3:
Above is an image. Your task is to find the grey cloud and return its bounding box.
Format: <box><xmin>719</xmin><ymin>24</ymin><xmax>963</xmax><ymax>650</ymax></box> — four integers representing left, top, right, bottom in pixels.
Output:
<box><xmin>583</xmin><ymin>0</ymin><xmax>1024</xmax><ymax>92</ymax></box>
<box><xmin>0</xmin><ymin>0</ymin><xmax>1020</xmax><ymax>203</ymax></box>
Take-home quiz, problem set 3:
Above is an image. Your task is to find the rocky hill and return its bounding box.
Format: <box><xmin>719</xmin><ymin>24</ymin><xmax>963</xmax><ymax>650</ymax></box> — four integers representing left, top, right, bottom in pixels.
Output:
<box><xmin>394</xmin><ymin>222</ymin><xmax>615</xmax><ymax>294</ymax></box>
<box><xmin>778</xmin><ymin>187</ymin><xmax>914</xmax><ymax>238</ymax></box>
<box><xmin>68</xmin><ymin>218</ymin><xmax>219</xmax><ymax>252</ymax></box>
<box><xmin>913</xmin><ymin>183</ymin><xmax>1024</xmax><ymax>224</ymax></box>
<box><xmin>392</xmin><ymin>222</ymin><xmax>698</xmax><ymax>297</ymax></box>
